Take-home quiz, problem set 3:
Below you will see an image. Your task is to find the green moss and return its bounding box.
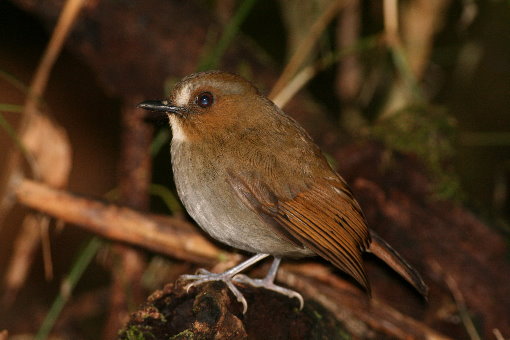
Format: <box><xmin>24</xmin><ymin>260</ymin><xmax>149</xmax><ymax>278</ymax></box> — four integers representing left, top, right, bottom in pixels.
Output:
<box><xmin>169</xmin><ymin>329</ymin><xmax>195</xmax><ymax>340</ymax></box>
<box><xmin>336</xmin><ymin>328</ymin><xmax>352</xmax><ymax>340</ymax></box>
<box><xmin>371</xmin><ymin>104</ymin><xmax>463</xmax><ymax>200</ymax></box>
<box><xmin>123</xmin><ymin>325</ymin><xmax>155</xmax><ymax>340</ymax></box>
<box><xmin>304</xmin><ymin>301</ymin><xmax>351</xmax><ymax>339</ymax></box>
<box><xmin>311</xmin><ymin>310</ymin><xmax>323</xmax><ymax>321</ymax></box>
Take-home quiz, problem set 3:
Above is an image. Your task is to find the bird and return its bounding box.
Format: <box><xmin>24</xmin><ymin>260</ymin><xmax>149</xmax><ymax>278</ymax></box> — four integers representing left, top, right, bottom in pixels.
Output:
<box><xmin>138</xmin><ymin>70</ymin><xmax>428</xmax><ymax>313</ymax></box>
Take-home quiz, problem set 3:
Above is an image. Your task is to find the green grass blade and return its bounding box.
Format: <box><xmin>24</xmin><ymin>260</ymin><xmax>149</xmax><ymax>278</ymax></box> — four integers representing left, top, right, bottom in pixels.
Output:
<box><xmin>149</xmin><ymin>183</ymin><xmax>183</xmax><ymax>214</ymax></box>
<box><xmin>0</xmin><ymin>104</ymin><xmax>23</xmax><ymax>112</ymax></box>
<box><xmin>0</xmin><ymin>69</ymin><xmax>29</xmax><ymax>94</ymax></box>
<box><xmin>150</xmin><ymin>129</ymin><xmax>170</xmax><ymax>156</ymax></box>
<box><xmin>35</xmin><ymin>238</ymin><xmax>103</xmax><ymax>340</ymax></box>
<box><xmin>0</xmin><ymin>111</ymin><xmax>29</xmax><ymax>155</ymax></box>
<box><xmin>197</xmin><ymin>0</ymin><xmax>257</xmax><ymax>71</ymax></box>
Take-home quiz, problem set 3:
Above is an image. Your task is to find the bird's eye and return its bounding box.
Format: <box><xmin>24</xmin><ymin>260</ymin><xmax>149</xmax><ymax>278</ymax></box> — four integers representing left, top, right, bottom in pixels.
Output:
<box><xmin>196</xmin><ymin>92</ymin><xmax>214</xmax><ymax>108</ymax></box>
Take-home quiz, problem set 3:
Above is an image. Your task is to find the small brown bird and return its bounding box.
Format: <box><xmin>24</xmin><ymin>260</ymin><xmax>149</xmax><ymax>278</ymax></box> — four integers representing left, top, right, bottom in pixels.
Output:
<box><xmin>139</xmin><ymin>71</ymin><xmax>427</xmax><ymax>313</ymax></box>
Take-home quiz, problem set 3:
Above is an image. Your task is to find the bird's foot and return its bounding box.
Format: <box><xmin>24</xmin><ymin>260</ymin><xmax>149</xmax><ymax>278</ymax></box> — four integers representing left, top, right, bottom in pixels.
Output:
<box><xmin>180</xmin><ymin>268</ymin><xmax>249</xmax><ymax>313</ymax></box>
<box><xmin>233</xmin><ymin>273</ymin><xmax>304</xmax><ymax>310</ymax></box>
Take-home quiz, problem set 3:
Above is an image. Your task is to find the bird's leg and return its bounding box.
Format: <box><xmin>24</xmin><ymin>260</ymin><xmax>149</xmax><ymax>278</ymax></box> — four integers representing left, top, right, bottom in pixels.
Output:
<box><xmin>180</xmin><ymin>253</ymin><xmax>270</xmax><ymax>313</ymax></box>
<box><xmin>233</xmin><ymin>257</ymin><xmax>304</xmax><ymax>310</ymax></box>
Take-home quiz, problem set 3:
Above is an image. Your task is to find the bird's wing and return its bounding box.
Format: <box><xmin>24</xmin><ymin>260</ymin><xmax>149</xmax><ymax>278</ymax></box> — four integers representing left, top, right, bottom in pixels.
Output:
<box><xmin>226</xmin><ymin>170</ymin><xmax>372</xmax><ymax>291</ymax></box>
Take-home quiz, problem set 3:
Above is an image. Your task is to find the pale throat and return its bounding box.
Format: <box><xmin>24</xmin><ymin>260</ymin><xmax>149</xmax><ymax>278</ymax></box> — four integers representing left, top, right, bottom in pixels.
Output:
<box><xmin>169</xmin><ymin>83</ymin><xmax>193</xmax><ymax>142</ymax></box>
<box><xmin>169</xmin><ymin>115</ymin><xmax>188</xmax><ymax>142</ymax></box>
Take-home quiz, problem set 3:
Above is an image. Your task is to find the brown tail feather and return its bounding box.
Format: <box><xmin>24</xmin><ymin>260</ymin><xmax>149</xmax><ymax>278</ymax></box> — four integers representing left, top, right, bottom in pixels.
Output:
<box><xmin>369</xmin><ymin>231</ymin><xmax>429</xmax><ymax>298</ymax></box>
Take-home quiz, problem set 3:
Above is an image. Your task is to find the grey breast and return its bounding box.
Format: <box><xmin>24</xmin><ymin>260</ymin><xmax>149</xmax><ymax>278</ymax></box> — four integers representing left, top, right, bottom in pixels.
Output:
<box><xmin>170</xmin><ymin>139</ymin><xmax>312</xmax><ymax>257</ymax></box>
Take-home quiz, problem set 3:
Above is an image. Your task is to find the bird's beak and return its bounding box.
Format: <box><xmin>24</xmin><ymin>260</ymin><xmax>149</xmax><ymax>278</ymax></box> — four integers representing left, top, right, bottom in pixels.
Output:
<box><xmin>137</xmin><ymin>100</ymin><xmax>186</xmax><ymax>115</ymax></box>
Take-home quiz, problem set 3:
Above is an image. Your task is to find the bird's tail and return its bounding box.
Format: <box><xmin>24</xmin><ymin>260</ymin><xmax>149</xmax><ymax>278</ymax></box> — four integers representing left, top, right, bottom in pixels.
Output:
<box><xmin>368</xmin><ymin>230</ymin><xmax>429</xmax><ymax>298</ymax></box>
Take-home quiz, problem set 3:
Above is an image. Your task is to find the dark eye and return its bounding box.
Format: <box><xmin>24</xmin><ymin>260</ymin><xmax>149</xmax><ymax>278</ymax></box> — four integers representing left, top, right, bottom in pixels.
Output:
<box><xmin>196</xmin><ymin>92</ymin><xmax>214</xmax><ymax>108</ymax></box>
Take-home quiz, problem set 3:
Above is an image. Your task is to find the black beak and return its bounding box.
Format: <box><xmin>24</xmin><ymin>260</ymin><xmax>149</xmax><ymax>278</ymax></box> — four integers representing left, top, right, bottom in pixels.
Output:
<box><xmin>137</xmin><ymin>100</ymin><xmax>186</xmax><ymax>115</ymax></box>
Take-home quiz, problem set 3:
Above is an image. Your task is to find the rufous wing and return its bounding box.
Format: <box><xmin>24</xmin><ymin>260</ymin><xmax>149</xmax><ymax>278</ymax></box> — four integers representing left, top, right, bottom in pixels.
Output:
<box><xmin>227</xmin><ymin>170</ymin><xmax>372</xmax><ymax>292</ymax></box>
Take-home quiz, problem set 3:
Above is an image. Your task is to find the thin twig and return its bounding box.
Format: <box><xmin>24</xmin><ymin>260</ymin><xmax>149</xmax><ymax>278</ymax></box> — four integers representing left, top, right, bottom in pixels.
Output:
<box><xmin>272</xmin><ymin>65</ymin><xmax>316</xmax><ymax>108</ymax></box>
<box><xmin>269</xmin><ymin>0</ymin><xmax>348</xmax><ymax>99</ymax></box>
<box><xmin>378</xmin><ymin>0</ymin><xmax>422</xmax><ymax>120</ymax></box>
<box><xmin>402</xmin><ymin>0</ymin><xmax>452</xmax><ymax>78</ymax></box>
<box><xmin>272</xmin><ymin>35</ymin><xmax>379</xmax><ymax>108</ymax></box>
<box><xmin>379</xmin><ymin>0</ymin><xmax>452</xmax><ymax>119</ymax></box>
<box><xmin>383</xmin><ymin>0</ymin><xmax>399</xmax><ymax>46</ymax></box>
<box><xmin>493</xmin><ymin>328</ymin><xmax>505</xmax><ymax>340</ymax></box>
<box><xmin>3</xmin><ymin>0</ymin><xmax>85</xmax><ymax>192</ymax></box>
<box><xmin>2</xmin><ymin>214</ymin><xmax>41</xmax><ymax>305</ymax></box>
<box><xmin>39</xmin><ymin>215</ymin><xmax>53</xmax><ymax>281</ymax></box>
<box><xmin>24</xmin><ymin>0</ymin><xmax>88</xmax><ymax>114</ymax></box>
<box><xmin>1</xmin><ymin>0</ymin><xmax>84</xmax><ymax>298</ymax></box>
<box><xmin>336</xmin><ymin>0</ymin><xmax>362</xmax><ymax>102</ymax></box>
<box><xmin>445</xmin><ymin>274</ymin><xmax>482</xmax><ymax>340</ymax></box>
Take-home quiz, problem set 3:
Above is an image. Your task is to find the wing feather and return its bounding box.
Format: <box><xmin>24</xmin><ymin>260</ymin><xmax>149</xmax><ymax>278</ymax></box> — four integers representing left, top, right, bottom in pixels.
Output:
<box><xmin>227</xmin><ymin>170</ymin><xmax>371</xmax><ymax>291</ymax></box>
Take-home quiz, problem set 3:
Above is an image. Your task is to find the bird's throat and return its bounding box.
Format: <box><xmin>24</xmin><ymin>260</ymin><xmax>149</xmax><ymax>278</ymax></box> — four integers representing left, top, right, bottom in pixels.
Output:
<box><xmin>169</xmin><ymin>115</ymin><xmax>188</xmax><ymax>142</ymax></box>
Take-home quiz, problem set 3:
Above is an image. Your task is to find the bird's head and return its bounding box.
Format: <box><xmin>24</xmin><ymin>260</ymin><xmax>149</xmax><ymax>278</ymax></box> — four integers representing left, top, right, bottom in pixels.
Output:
<box><xmin>138</xmin><ymin>71</ymin><xmax>267</xmax><ymax>142</ymax></box>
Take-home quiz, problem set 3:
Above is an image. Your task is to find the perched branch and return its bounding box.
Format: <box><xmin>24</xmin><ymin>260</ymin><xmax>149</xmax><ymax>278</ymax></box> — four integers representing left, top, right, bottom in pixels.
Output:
<box><xmin>12</xmin><ymin>179</ymin><xmax>451</xmax><ymax>339</ymax></box>
<box><xmin>13</xmin><ymin>163</ymin><xmax>510</xmax><ymax>338</ymax></box>
<box><xmin>14</xmin><ymin>179</ymin><xmax>223</xmax><ymax>265</ymax></box>
<box><xmin>12</xmin><ymin>178</ymin><xmax>446</xmax><ymax>338</ymax></box>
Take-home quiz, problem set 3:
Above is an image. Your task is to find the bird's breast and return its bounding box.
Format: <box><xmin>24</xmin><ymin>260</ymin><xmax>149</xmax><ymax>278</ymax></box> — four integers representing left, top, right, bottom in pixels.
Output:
<box><xmin>170</xmin><ymin>139</ymin><xmax>312</xmax><ymax>257</ymax></box>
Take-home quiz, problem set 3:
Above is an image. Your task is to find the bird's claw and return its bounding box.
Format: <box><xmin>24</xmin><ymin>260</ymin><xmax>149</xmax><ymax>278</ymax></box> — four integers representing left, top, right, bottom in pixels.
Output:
<box><xmin>180</xmin><ymin>269</ymin><xmax>249</xmax><ymax>313</ymax></box>
<box><xmin>233</xmin><ymin>273</ymin><xmax>304</xmax><ymax>310</ymax></box>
